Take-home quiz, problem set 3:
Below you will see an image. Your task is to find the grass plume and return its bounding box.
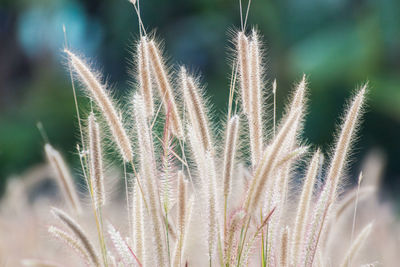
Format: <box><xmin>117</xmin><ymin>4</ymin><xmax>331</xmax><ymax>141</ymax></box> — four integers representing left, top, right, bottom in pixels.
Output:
<box><xmin>147</xmin><ymin>40</ymin><xmax>184</xmax><ymax>138</ymax></box>
<box><xmin>51</xmin><ymin>208</ymin><xmax>101</xmax><ymax>266</ymax></box>
<box><xmin>45</xmin><ymin>144</ymin><xmax>81</xmax><ymax>214</ymax></box>
<box><xmin>65</xmin><ymin>49</ymin><xmax>133</xmax><ymax>162</ymax></box>
<box><xmin>88</xmin><ymin>113</ymin><xmax>105</xmax><ymax>209</ymax></box>
<box><xmin>137</xmin><ymin>37</ymin><xmax>154</xmax><ymax>118</ymax></box>
<box><xmin>248</xmin><ymin>30</ymin><xmax>264</xmax><ymax>166</ymax></box>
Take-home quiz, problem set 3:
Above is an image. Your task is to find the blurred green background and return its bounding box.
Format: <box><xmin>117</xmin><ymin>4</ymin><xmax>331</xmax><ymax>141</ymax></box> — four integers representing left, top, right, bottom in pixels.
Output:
<box><xmin>0</xmin><ymin>0</ymin><xmax>399</xmax><ymax>199</ymax></box>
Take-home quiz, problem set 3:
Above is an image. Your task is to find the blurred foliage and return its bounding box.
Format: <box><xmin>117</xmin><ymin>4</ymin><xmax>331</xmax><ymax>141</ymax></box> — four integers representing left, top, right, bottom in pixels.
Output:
<box><xmin>0</xmin><ymin>0</ymin><xmax>399</xmax><ymax>197</ymax></box>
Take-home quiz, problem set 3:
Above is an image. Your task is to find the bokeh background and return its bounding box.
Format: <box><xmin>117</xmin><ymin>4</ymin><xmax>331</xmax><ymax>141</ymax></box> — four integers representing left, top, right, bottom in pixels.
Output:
<box><xmin>1</xmin><ymin>0</ymin><xmax>399</xmax><ymax>205</ymax></box>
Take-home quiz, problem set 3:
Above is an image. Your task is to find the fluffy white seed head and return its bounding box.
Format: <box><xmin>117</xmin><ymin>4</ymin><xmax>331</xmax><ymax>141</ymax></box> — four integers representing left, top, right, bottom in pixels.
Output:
<box><xmin>327</xmin><ymin>86</ymin><xmax>366</xmax><ymax>203</ymax></box>
<box><xmin>237</xmin><ymin>31</ymin><xmax>251</xmax><ymax>114</ymax></box>
<box><xmin>45</xmin><ymin>144</ymin><xmax>81</xmax><ymax>214</ymax></box>
<box><xmin>88</xmin><ymin>113</ymin><xmax>105</xmax><ymax>209</ymax></box>
<box><xmin>248</xmin><ymin>30</ymin><xmax>264</xmax><ymax>166</ymax></box>
<box><xmin>147</xmin><ymin>40</ymin><xmax>184</xmax><ymax>138</ymax></box>
<box><xmin>48</xmin><ymin>226</ymin><xmax>92</xmax><ymax>266</ymax></box>
<box><xmin>245</xmin><ymin>107</ymin><xmax>302</xmax><ymax>213</ymax></box>
<box><xmin>65</xmin><ymin>49</ymin><xmax>133</xmax><ymax>162</ymax></box>
<box><xmin>201</xmin><ymin>152</ymin><xmax>220</xmax><ymax>260</ymax></box>
<box><xmin>291</xmin><ymin>150</ymin><xmax>322</xmax><ymax>264</ymax></box>
<box><xmin>137</xmin><ymin>37</ymin><xmax>154</xmax><ymax>117</ymax></box>
<box><xmin>107</xmin><ymin>223</ymin><xmax>134</xmax><ymax>266</ymax></box>
<box><xmin>132</xmin><ymin>176</ymin><xmax>144</xmax><ymax>262</ymax></box>
<box><xmin>223</xmin><ymin>115</ymin><xmax>240</xmax><ymax>199</ymax></box>
<box><xmin>177</xmin><ymin>171</ymin><xmax>188</xmax><ymax>234</ymax></box>
<box><xmin>51</xmin><ymin>208</ymin><xmax>101</xmax><ymax>266</ymax></box>
<box><xmin>180</xmin><ymin>67</ymin><xmax>213</xmax><ymax>152</ymax></box>
<box><xmin>133</xmin><ymin>93</ymin><xmax>168</xmax><ymax>266</ymax></box>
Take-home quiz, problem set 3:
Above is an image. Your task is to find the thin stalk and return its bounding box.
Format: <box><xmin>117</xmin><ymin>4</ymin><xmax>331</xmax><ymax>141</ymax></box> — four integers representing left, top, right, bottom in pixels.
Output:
<box><xmin>96</xmin><ymin>207</ymin><xmax>108</xmax><ymax>267</ymax></box>
<box><xmin>63</xmin><ymin>26</ymin><xmax>85</xmax><ymax>151</ymax></box>
<box><xmin>77</xmin><ymin>148</ymin><xmax>108</xmax><ymax>267</ymax></box>
<box><xmin>243</xmin><ymin>0</ymin><xmax>252</xmax><ymax>30</ymax></box>
<box><xmin>236</xmin><ymin>217</ymin><xmax>251</xmax><ymax>267</ymax></box>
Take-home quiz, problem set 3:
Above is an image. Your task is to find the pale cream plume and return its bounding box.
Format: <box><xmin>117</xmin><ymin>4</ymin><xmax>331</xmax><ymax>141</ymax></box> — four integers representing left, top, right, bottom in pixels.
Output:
<box><xmin>245</xmin><ymin>107</ymin><xmax>301</xmax><ymax>213</ymax></box>
<box><xmin>65</xmin><ymin>49</ymin><xmax>133</xmax><ymax>162</ymax></box>
<box><xmin>291</xmin><ymin>150</ymin><xmax>321</xmax><ymax>265</ymax></box>
<box><xmin>180</xmin><ymin>67</ymin><xmax>212</xmax><ymax>151</ymax></box>
<box><xmin>326</xmin><ymin>86</ymin><xmax>366</xmax><ymax>203</ymax></box>
<box><xmin>48</xmin><ymin>226</ymin><xmax>92</xmax><ymax>266</ymax></box>
<box><xmin>237</xmin><ymin>32</ymin><xmax>251</xmax><ymax>114</ymax></box>
<box><xmin>304</xmin><ymin>87</ymin><xmax>365</xmax><ymax>266</ymax></box>
<box><xmin>148</xmin><ymin>40</ymin><xmax>184</xmax><ymax>138</ymax></box>
<box><xmin>45</xmin><ymin>144</ymin><xmax>81</xmax><ymax>214</ymax></box>
<box><xmin>248</xmin><ymin>30</ymin><xmax>263</xmax><ymax>166</ymax></box>
<box><xmin>223</xmin><ymin>115</ymin><xmax>240</xmax><ymax>201</ymax></box>
<box><xmin>51</xmin><ymin>208</ymin><xmax>101</xmax><ymax>267</ymax></box>
<box><xmin>172</xmin><ymin>171</ymin><xmax>188</xmax><ymax>267</ymax></box>
<box><xmin>137</xmin><ymin>37</ymin><xmax>154</xmax><ymax>117</ymax></box>
<box><xmin>88</xmin><ymin>113</ymin><xmax>105</xmax><ymax>209</ymax></box>
<box><xmin>133</xmin><ymin>93</ymin><xmax>167</xmax><ymax>266</ymax></box>
<box><xmin>132</xmin><ymin>177</ymin><xmax>144</xmax><ymax>262</ymax></box>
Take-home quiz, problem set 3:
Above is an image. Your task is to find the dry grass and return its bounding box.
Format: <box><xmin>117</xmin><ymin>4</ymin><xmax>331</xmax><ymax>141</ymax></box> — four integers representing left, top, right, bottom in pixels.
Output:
<box><xmin>0</xmin><ymin>1</ymin><xmax>399</xmax><ymax>267</ymax></box>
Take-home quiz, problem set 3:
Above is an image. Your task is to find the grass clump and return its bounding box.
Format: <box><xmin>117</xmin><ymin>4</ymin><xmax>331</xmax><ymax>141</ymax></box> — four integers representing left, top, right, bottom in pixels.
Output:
<box><xmin>11</xmin><ymin>1</ymin><xmax>391</xmax><ymax>266</ymax></box>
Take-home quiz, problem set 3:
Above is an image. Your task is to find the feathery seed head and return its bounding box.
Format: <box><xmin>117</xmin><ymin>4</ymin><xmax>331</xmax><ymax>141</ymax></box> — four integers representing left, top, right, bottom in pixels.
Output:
<box><xmin>65</xmin><ymin>49</ymin><xmax>133</xmax><ymax>162</ymax></box>
<box><xmin>134</xmin><ymin>93</ymin><xmax>168</xmax><ymax>266</ymax></box>
<box><xmin>326</xmin><ymin>85</ymin><xmax>366</xmax><ymax>203</ymax></box>
<box><xmin>291</xmin><ymin>149</ymin><xmax>322</xmax><ymax>264</ymax></box>
<box><xmin>45</xmin><ymin>144</ymin><xmax>81</xmax><ymax>214</ymax></box>
<box><xmin>248</xmin><ymin>30</ymin><xmax>264</xmax><ymax>166</ymax></box>
<box><xmin>51</xmin><ymin>208</ymin><xmax>101</xmax><ymax>266</ymax></box>
<box><xmin>177</xmin><ymin>171</ymin><xmax>188</xmax><ymax>233</ymax></box>
<box><xmin>48</xmin><ymin>226</ymin><xmax>93</xmax><ymax>266</ymax></box>
<box><xmin>137</xmin><ymin>36</ymin><xmax>154</xmax><ymax>117</ymax></box>
<box><xmin>147</xmin><ymin>40</ymin><xmax>184</xmax><ymax>138</ymax></box>
<box><xmin>223</xmin><ymin>115</ymin><xmax>240</xmax><ymax>199</ymax></box>
<box><xmin>245</xmin><ymin>107</ymin><xmax>302</xmax><ymax>213</ymax></box>
<box><xmin>289</xmin><ymin>74</ymin><xmax>307</xmax><ymax>115</ymax></box>
<box><xmin>180</xmin><ymin>67</ymin><xmax>213</xmax><ymax>152</ymax></box>
<box><xmin>88</xmin><ymin>113</ymin><xmax>105</xmax><ymax>209</ymax></box>
<box><xmin>237</xmin><ymin>31</ymin><xmax>251</xmax><ymax>114</ymax></box>
<box><xmin>107</xmin><ymin>223</ymin><xmax>135</xmax><ymax>266</ymax></box>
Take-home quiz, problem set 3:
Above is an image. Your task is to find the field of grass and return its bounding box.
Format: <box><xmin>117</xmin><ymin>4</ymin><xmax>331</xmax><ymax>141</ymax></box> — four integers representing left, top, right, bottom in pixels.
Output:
<box><xmin>0</xmin><ymin>1</ymin><xmax>399</xmax><ymax>266</ymax></box>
